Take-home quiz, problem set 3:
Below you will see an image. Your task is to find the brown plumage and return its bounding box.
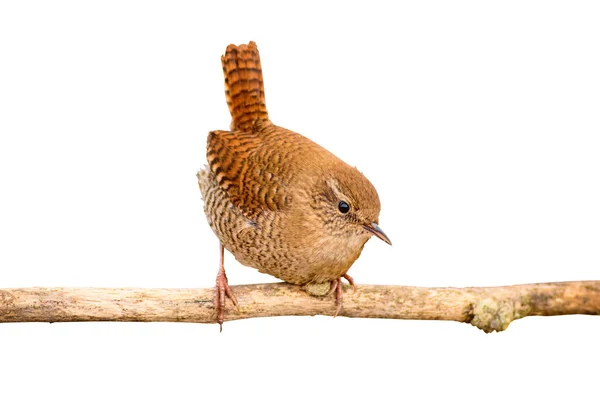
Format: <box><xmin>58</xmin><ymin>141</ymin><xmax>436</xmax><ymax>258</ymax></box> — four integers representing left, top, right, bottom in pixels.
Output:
<box><xmin>197</xmin><ymin>41</ymin><xmax>390</xmax><ymax>329</ymax></box>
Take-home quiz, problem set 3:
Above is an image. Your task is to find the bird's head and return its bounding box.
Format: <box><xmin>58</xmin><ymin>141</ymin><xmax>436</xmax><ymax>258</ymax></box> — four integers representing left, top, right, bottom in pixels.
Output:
<box><xmin>311</xmin><ymin>166</ymin><xmax>391</xmax><ymax>247</ymax></box>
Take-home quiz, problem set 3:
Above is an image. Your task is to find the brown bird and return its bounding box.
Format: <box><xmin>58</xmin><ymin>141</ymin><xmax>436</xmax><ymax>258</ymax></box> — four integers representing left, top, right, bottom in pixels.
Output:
<box><xmin>197</xmin><ymin>41</ymin><xmax>391</xmax><ymax>329</ymax></box>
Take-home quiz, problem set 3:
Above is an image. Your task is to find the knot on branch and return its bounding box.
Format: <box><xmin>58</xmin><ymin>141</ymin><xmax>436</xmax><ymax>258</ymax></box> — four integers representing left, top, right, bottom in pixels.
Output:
<box><xmin>0</xmin><ymin>290</ymin><xmax>17</xmax><ymax>317</ymax></box>
<box><xmin>302</xmin><ymin>282</ymin><xmax>331</xmax><ymax>297</ymax></box>
<box><xmin>470</xmin><ymin>298</ymin><xmax>516</xmax><ymax>333</ymax></box>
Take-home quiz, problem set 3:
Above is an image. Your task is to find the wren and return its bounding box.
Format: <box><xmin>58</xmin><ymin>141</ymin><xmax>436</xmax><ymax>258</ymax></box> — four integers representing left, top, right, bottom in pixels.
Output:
<box><xmin>197</xmin><ymin>41</ymin><xmax>391</xmax><ymax>329</ymax></box>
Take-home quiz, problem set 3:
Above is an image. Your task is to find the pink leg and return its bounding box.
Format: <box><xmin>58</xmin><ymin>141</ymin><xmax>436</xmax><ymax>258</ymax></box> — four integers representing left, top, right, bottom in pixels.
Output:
<box><xmin>343</xmin><ymin>273</ymin><xmax>356</xmax><ymax>294</ymax></box>
<box><xmin>215</xmin><ymin>243</ymin><xmax>238</xmax><ymax>331</ymax></box>
<box><xmin>328</xmin><ymin>273</ymin><xmax>356</xmax><ymax>317</ymax></box>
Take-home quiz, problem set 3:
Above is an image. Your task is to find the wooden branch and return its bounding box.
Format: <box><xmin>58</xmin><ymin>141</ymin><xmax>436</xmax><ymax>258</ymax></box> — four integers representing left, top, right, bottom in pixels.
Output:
<box><xmin>1</xmin><ymin>281</ymin><xmax>598</xmax><ymax>332</ymax></box>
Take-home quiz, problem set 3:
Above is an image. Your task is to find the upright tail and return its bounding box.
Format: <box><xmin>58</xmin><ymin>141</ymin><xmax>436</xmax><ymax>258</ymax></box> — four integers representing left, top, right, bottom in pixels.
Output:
<box><xmin>221</xmin><ymin>41</ymin><xmax>269</xmax><ymax>132</ymax></box>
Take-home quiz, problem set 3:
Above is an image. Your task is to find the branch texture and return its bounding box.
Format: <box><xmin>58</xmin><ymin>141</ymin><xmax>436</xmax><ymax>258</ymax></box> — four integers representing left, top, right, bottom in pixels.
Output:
<box><xmin>1</xmin><ymin>281</ymin><xmax>598</xmax><ymax>332</ymax></box>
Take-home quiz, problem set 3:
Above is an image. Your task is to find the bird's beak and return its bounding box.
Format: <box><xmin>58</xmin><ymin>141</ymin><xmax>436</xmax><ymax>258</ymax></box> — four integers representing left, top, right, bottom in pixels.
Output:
<box><xmin>363</xmin><ymin>222</ymin><xmax>392</xmax><ymax>245</ymax></box>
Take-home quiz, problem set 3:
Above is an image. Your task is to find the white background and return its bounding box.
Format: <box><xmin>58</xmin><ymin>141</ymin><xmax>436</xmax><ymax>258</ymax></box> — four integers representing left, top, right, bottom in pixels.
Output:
<box><xmin>1</xmin><ymin>1</ymin><xmax>599</xmax><ymax>399</ymax></box>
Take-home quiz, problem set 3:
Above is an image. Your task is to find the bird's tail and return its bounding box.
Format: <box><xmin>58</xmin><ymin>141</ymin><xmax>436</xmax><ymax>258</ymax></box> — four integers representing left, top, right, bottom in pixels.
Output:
<box><xmin>221</xmin><ymin>41</ymin><xmax>269</xmax><ymax>132</ymax></box>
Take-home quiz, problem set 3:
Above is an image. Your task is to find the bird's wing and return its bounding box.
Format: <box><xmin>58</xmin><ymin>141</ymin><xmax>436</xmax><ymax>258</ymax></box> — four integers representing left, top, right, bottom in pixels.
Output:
<box><xmin>206</xmin><ymin>129</ymin><xmax>293</xmax><ymax>220</ymax></box>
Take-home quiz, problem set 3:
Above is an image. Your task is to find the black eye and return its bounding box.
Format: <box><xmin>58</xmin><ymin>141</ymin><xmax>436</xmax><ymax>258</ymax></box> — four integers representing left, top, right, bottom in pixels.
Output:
<box><xmin>338</xmin><ymin>200</ymin><xmax>350</xmax><ymax>214</ymax></box>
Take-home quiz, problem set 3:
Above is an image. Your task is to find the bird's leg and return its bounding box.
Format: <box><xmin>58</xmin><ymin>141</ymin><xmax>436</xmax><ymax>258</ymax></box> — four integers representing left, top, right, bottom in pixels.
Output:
<box><xmin>342</xmin><ymin>273</ymin><xmax>356</xmax><ymax>294</ymax></box>
<box><xmin>328</xmin><ymin>273</ymin><xmax>356</xmax><ymax>317</ymax></box>
<box><xmin>215</xmin><ymin>243</ymin><xmax>238</xmax><ymax>331</ymax></box>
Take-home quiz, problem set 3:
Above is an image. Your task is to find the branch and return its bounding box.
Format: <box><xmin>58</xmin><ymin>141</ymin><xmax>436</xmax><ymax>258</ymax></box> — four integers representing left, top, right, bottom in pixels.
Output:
<box><xmin>1</xmin><ymin>281</ymin><xmax>598</xmax><ymax>332</ymax></box>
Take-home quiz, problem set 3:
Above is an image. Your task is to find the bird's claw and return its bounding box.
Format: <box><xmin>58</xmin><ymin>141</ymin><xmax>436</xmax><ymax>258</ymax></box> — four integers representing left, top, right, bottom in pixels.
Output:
<box><xmin>342</xmin><ymin>273</ymin><xmax>356</xmax><ymax>294</ymax></box>
<box><xmin>215</xmin><ymin>270</ymin><xmax>238</xmax><ymax>332</ymax></box>
<box><xmin>328</xmin><ymin>273</ymin><xmax>356</xmax><ymax>317</ymax></box>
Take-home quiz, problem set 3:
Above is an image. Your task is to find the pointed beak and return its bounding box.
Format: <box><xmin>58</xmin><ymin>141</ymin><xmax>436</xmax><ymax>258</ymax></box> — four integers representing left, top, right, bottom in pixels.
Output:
<box><xmin>363</xmin><ymin>222</ymin><xmax>392</xmax><ymax>245</ymax></box>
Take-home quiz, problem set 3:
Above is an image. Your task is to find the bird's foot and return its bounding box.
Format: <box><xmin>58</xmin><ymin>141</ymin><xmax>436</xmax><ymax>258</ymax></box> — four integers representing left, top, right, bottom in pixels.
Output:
<box><xmin>215</xmin><ymin>269</ymin><xmax>238</xmax><ymax>332</ymax></box>
<box><xmin>328</xmin><ymin>273</ymin><xmax>356</xmax><ymax>317</ymax></box>
<box><xmin>342</xmin><ymin>273</ymin><xmax>356</xmax><ymax>294</ymax></box>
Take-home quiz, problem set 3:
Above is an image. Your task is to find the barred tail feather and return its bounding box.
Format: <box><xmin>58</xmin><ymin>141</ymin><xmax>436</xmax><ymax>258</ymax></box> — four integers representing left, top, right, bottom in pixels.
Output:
<box><xmin>221</xmin><ymin>41</ymin><xmax>269</xmax><ymax>132</ymax></box>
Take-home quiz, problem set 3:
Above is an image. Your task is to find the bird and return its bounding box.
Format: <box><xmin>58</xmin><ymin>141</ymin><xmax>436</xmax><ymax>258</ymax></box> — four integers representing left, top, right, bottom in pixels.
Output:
<box><xmin>197</xmin><ymin>41</ymin><xmax>391</xmax><ymax>330</ymax></box>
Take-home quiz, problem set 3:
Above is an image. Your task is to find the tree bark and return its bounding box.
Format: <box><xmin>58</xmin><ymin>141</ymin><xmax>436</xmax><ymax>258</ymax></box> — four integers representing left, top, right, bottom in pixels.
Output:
<box><xmin>1</xmin><ymin>281</ymin><xmax>598</xmax><ymax>332</ymax></box>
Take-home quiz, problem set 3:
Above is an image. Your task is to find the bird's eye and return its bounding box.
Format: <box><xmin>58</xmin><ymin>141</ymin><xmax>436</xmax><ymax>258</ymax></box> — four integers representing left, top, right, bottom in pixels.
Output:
<box><xmin>338</xmin><ymin>200</ymin><xmax>350</xmax><ymax>214</ymax></box>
